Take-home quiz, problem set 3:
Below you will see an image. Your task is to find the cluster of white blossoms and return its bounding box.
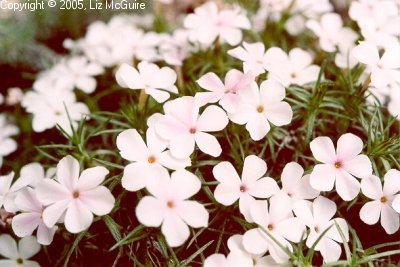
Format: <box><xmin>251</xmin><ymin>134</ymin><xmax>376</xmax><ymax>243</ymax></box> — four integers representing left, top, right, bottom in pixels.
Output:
<box><xmin>1</xmin><ymin>0</ymin><xmax>400</xmax><ymax>265</ymax></box>
<box><xmin>0</xmin><ymin>157</ymin><xmax>115</xmax><ymax>265</ymax></box>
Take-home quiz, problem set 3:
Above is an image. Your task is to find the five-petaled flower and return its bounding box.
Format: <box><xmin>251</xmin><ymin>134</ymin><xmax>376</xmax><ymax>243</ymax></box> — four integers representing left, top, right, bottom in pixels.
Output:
<box><xmin>36</xmin><ymin>156</ymin><xmax>115</xmax><ymax>233</ymax></box>
<box><xmin>309</xmin><ymin>133</ymin><xmax>372</xmax><ymax>200</ymax></box>
<box><xmin>135</xmin><ymin>169</ymin><xmax>209</xmax><ymax>247</ymax></box>
<box><xmin>359</xmin><ymin>170</ymin><xmax>400</xmax><ymax>234</ymax></box>
<box><xmin>212</xmin><ymin>155</ymin><xmax>279</xmax><ymax>221</ymax></box>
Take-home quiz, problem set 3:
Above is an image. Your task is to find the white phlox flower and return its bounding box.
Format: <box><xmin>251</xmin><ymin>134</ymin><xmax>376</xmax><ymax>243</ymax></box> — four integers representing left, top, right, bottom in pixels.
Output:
<box><xmin>0</xmin><ymin>235</ymin><xmax>40</xmax><ymax>267</ymax></box>
<box><xmin>212</xmin><ymin>155</ymin><xmax>279</xmax><ymax>221</ymax></box>
<box><xmin>359</xmin><ymin>170</ymin><xmax>400</xmax><ymax>234</ymax></box>
<box><xmin>116</xmin><ymin>61</ymin><xmax>178</xmax><ymax>103</ymax></box>
<box><xmin>135</xmin><ymin>169</ymin><xmax>209</xmax><ymax>247</ymax></box>
<box><xmin>155</xmin><ymin>96</ymin><xmax>229</xmax><ymax>158</ymax></box>
<box><xmin>229</xmin><ymin>80</ymin><xmax>293</xmax><ymax>141</ymax></box>
<box><xmin>309</xmin><ymin>133</ymin><xmax>372</xmax><ymax>201</ymax></box>
<box><xmin>35</xmin><ymin>156</ymin><xmax>115</xmax><ymax>234</ymax></box>
<box><xmin>293</xmin><ymin>196</ymin><xmax>349</xmax><ymax>263</ymax></box>
<box><xmin>116</xmin><ymin>128</ymin><xmax>190</xmax><ymax>192</ymax></box>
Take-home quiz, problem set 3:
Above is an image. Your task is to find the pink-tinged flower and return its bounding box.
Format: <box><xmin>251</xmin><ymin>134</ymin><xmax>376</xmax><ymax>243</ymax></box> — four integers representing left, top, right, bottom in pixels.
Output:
<box><xmin>35</xmin><ymin>156</ymin><xmax>115</xmax><ymax>234</ymax></box>
<box><xmin>352</xmin><ymin>42</ymin><xmax>400</xmax><ymax>89</ymax></box>
<box><xmin>184</xmin><ymin>2</ymin><xmax>250</xmax><ymax>46</ymax></box>
<box><xmin>228</xmin><ymin>42</ymin><xmax>285</xmax><ymax>76</ymax></box>
<box><xmin>242</xmin><ymin>195</ymin><xmax>305</xmax><ymax>263</ymax></box>
<box><xmin>0</xmin><ymin>172</ymin><xmax>31</xmax><ymax>213</ymax></box>
<box><xmin>116</xmin><ymin>61</ymin><xmax>178</xmax><ymax>103</ymax></box>
<box><xmin>155</xmin><ymin>96</ymin><xmax>229</xmax><ymax>159</ymax></box>
<box><xmin>309</xmin><ymin>133</ymin><xmax>372</xmax><ymax>201</ymax></box>
<box><xmin>229</xmin><ymin>80</ymin><xmax>293</xmax><ymax>141</ymax></box>
<box><xmin>116</xmin><ymin>128</ymin><xmax>190</xmax><ymax>192</ymax></box>
<box><xmin>195</xmin><ymin>69</ymin><xmax>254</xmax><ymax>113</ymax></box>
<box><xmin>135</xmin><ymin>169</ymin><xmax>208</xmax><ymax>247</ymax></box>
<box><xmin>359</xmin><ymin>170</ymin><xmax>400</xmax><ymax>234</ymax></box>
<box><xmin>12</xmin><ymin>188</ymin><xmax>57</xmax><ymax>245</ymax></box>
<box><xmin>293</xmin><ymin>197</ymin><xmax>349</xmax><ymax>263</ymax></box>
<box><xmin>213</xmin><ymin>155</ymin><xmax>279</xmax><ymax>221</ymax></box>
<box><xmin>275</xmin><ymin>162</ymin><xmax>320</xmax><ymax>206</ymax></box>
<box><xmin>307</xmin><ymin>13</ymin><xmax>358</xmax><ymax>53</ymax></box>
<box><xmin>0</xmin><ymin>235</ymin><xmax>40</xmax><ymax>267</ymax></box>
<box><xmin>266</xmin><ymin>48</ymin><xmax>321</xmax><ymax>87</ymax></box>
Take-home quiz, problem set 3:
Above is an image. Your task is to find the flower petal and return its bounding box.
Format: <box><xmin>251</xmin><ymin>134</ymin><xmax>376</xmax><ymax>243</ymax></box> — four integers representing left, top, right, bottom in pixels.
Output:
<box><xmin>342</xmin><ymin>155</ymin><xmax>372</xmax><ymax>179</ymax></box>
<box><xmin>336</xmin><ymin>133</ymin><xmax>364</xmax><ymax>161</ymax></box>
<box><xmin>275</xmin><ymin>217</ymin><xmax>305</xmax><ymax>243</ymax></box>
<box><xmin>326</xmin><ymin>218</ymin><xmax>349</xmax><ymax>243</ymax></box>
<box><xmin>241</xmin><ymin>155</ymin><xmax>267</xmax><ymax>183</ymax></box>
<box><xmin>196</xmin><ymin>72</ymin><xmax>225</xmax><ymax>93</ymax></box>
<box><xmin>14</xmin><ymin>188</ymin><xmax>42</xmax><ymax>213</ymax></box>
<box><xmin>18</xmin><ymin>236</ymin><xmax>40</xmax><ymax>259</ymax></box>
<box><xmin>383</xmin><ymin>169</ymin><xmax>400</xmax><ymax>196</ymax></box>
<box><xmin>335</xmin><ymin>170</ymin><xmax>361</xmax><ymax>201</ymax></box>
<box><xmin>169</xmin><ymin>133</ymin><xmax>195</xmax><ymax>159</ymax></box>
<box><xmin>239</xmin><ymin>194</ymin><xmax>256</xmax><ymax>222</ymax></box>
<box><xmin>381</xmin><ymin>204</ymin><xmax>399</xmax><ymax>234</ymax></box>
<box><xmin>195</xmin><ymin>132</ymin><xmax>222</xmax><ymax>157</ymax></box>
<box><xmin>77</xmin><ymin>166</ymin><xmax>109</xmax><ymax>191</ymax></box>
<box><xmin>121</xmin><ymin>162</ymin><xmax>165</xmax><ymax>192</ymax></box>
<box><xmin>264</xmin><ymin>102</ymin><xmax>293</xmax><ymax>127</ymax></box>
<box><xmin>319</xmin><ymin>238</ymin><xmax>342</xmax><ymax>263</ymax></box>
<box><xmin>247</xmin><ymin>177</ymin><xmax>279</xmax><ymax>198</ymax></box>
<box><xmin>214</xmin><ymin>183</ymin><xmax>241</xmax><ymax>206</ymax></box>
<box><xmin>242</xmin><ymin>228</ymin><xmax>269</xmax><ymax>255</ymax></box>
<box><xmin>313</xmin><ymin>196</ymin><xmax>336</xmax><ymax>224</ymax></box>
<box><xmin>259</xmin><ymin>79</ymin><xmax>285</xmax><ymax>104</ymax></box>
<box><xmin>204</xmin><ymin>254</ymin><xmax>228</xmax><ymax>267</ymax></box>
<box><xmin>361</xmin><ymin>175</ymin><xmax>383</xmax><ymax>200</ymax></box>
<box><xmin>11</xmin><ymin>213</ymin><xmax>41</xmax><ymax>238</ymax></box>
<box><xmin>136</xmin><ymin>196</ymin><xmax>165</xmax><ymax>227</ymax></box>
<box><xmin>310</xmin><ymin>137</ymin><xmax>336</xmax><ymax>164</ymax></box>
<box><xmin>392</xmin><ymin>195</ymin><xmax>400</xmax><ymax>213</ymax></box>
<box><xmin>351</xmin><ymin>42</ymin><xmax>380</xmax><ymax>66</ymax></box>
<box><xmin>64</xmin><ymin>199</ymin><xmax>94</xmax><ymax>233</ymax></box>
<box><xmin>176</xmin><ymin>200</ymin><xmax>208</xmax><ymax>228</ymax></box>
<box><xmin>42</xmin><ymin>200</ymin><xmax>70</xmax><ymax>228</ymax></box>
<box><xmin>116</xmin><ymin>129</ymin><xmax>149</xmax><ymax>162</ymax></box>
<box><xmin>0</xmin><ymin>234</ymin><xmax>19</xmax><ymax>259</ymax></box>
<box><xmin>36</xmin><ymin>223</ymin><xmax>56</xmax><ymax>246</ymax></box>
<box><xmin>56</xmin><ymin>156</ymin><xmax>80</xmax><ymax>191</ymax></box>
<box><xmin>197</xmin><ymin>105</ymin><xmax>228</xmax><ymax>132</ymax></box>
<box><xmin>170</xmin><ymin>169</ymin><xmax>201</xmax><ymax>200</ymax></box>
<box><xmin>245</xmin><ymin>113</ymin><xmax>270</xmax><ymax>141</ymax></box>
<box><xmin>161</xmin><ymin>213</ymin><xmax>190</xmax><ymax>247</ymax></box>
<box><xmin>292</xmin><ymin>174</ymin><xmax>320</xmax><ymax>200</ymax></box>
<box><xmin>310</xmin><ymin>164</ymin><xmax>336</xmax><ymax>192</ymax></box>
<box><xmin>213</xmin><ymin>161</ymin><xmax>241</xmax><ymax>185</ymax></box>
<box><xmin>80</xmin><ymin>186</ymin><xmax>115</xmax><ymax>216</ymax></box>
<box><xmin>157</xmin><ymin>151</ymin><xmax>191</xmax><ymax>170</ymax></box>
<box><xmin>249</xmin><ymin>200</ymin><xmax>270</xmax><ymax>226</ymax></box>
